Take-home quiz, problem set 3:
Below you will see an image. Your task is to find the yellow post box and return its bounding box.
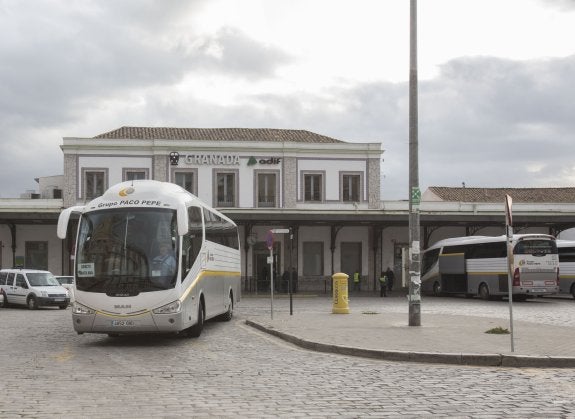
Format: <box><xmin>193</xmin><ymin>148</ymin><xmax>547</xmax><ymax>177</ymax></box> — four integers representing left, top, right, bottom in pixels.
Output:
<box><xmin>332</xmin><ymin>272</ymin><xmax>350</xmax><ymax>314</ymax></box>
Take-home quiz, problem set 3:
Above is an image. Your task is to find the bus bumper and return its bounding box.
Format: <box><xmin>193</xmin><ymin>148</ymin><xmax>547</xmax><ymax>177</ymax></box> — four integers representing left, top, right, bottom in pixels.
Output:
<box><xmin>72</xmin><ymin>311</ymin><xmax>185</xmax><ymax>334</ymax></box>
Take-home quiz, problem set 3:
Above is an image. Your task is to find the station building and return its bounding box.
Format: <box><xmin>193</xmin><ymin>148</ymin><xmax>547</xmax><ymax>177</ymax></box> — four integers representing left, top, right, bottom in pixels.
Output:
<box><xmin>1</xmin><ymin>126</ymin><xmax>575</xmax><ymax>293</ymax></box>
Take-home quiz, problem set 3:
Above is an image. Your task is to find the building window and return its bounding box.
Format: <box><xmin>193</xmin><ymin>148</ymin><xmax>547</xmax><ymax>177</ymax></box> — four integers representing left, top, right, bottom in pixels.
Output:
<box><xmin>303</xmin><ymin>173</ymin><xmax>323</xmax><ymax>202</ymax></box>
<box><xmin>303</xmin><ymin>242</ymin><xmax>324</xmax><ymax>276</ymax></box>
<box><xmin>342</xmin><ymin>174</ymin><xmax>361</xmax><ymax>202</ymax></box>
<box><xmin>173</xmin><ymin>170</ymin><xmax>197</xmax><ymax>194</ymax></box>
<box><xmin>83</xmin><ymin>170</ymin><xmax>107</xmax><ymax>200</ymax></box>
<box><xmin>257</xmin><ymin>173</ymin><xmax>277</xmax><ymax>208</ymax></box>
<box><xmin>215</xmin><ymin>171</ymin><xmax>237</xmax><ymax>207</ymax></box>
<box><xmin>25</xmin><ymin>241</ymin><xmax>48</xmax><ymax>270</ymax></box>
<box><xmin>123</xmin><ymin>169</ymin><xmax>148</xmax><ymax>182</ymax></box>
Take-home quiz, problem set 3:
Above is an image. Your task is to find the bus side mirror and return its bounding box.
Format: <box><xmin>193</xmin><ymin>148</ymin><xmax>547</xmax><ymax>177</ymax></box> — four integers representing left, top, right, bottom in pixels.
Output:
<box><xmin>177</xmin><ymin>203</ymin><xmax>188</xmax><ymax>236</ymax></box>
<box><xmin>57</xmin><ymin>206</ymin><xmax>85</xmax><ymax>239</ymax></box>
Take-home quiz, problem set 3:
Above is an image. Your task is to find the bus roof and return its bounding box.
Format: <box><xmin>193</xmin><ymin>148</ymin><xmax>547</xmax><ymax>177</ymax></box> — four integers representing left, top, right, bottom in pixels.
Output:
<box><xmin>425</xmin><ymin>233</ymin><xmax>556</xmax><ymax>252</ymax></box>
<box><xmin>556</xmin><ymin>239</ymin><xmax>575</xmax><ymax>248</ymax></box>
<box><xmin>57</xmin><ymin>180</ymin><xmax>239</xmax><ymax>239</ymax></box>
<box><xmin>85</xmin><ymin>180</ymin><xmax>192</xmax><ymax>211</ymax></box>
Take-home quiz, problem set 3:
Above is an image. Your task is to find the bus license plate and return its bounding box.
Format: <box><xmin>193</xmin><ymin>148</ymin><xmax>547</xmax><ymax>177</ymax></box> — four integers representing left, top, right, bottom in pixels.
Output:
<box><xmin>111</xmin><ymin>320</ymin><xmax>135</xmax><ymax>327</ymax></box>
<box><xmin>532</xmin><ymin>288</ymin><xmax>546</xmax><ymax>293</ymax></box>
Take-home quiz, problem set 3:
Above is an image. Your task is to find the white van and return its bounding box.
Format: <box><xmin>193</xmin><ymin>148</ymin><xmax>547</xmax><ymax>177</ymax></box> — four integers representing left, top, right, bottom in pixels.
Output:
<box><xmin>0</xmin><ymin>269</ymin><xmax>70</xmax><ymax>309</ymax></box>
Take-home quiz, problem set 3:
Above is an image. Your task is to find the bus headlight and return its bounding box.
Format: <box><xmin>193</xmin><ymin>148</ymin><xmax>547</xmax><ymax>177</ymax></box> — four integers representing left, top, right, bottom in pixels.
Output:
<box><xmin>153</xmin><ymin>300</ymin><xmax>181</xmax><ymax>314</ymax></box>
<box><xmin>73</xmin><ymin>302</ymin><xmax>95</xmax><ymax>315</ymax></box>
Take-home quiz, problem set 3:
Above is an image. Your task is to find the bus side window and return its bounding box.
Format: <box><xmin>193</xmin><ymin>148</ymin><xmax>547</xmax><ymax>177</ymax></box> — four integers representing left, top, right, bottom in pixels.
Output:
<box><xmin>422</xmin><ymin>248</ymin><xmax>440</xmax><ymax>276</ymax></box>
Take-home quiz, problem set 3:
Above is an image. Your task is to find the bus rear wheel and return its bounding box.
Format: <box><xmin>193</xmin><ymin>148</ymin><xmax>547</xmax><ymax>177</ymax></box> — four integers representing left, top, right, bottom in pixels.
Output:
<box><xmin>479</xmin><ymin>283</ymin><xmax>490</xmax><ymax>301</ymax></box>
<box><xmin>433</xmin><ymin>282</ymin><xmax>441</xmax><ymax>297</ymax></box>
<box><xmin>571</xmin><ymin>284</ymin><xmax>575</xmax><ymax>300</ymax></box>
<box><xmin>220</xmin><ymin>291</ymin><xmax>233</xmax><ymax>322</ymax></box>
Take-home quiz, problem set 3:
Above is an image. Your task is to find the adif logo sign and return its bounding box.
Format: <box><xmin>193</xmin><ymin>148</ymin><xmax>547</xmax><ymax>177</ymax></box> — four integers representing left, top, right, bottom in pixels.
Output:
<box><xmin>247</xmin><ymin>157</ymin><xmax>281</xmax><ymax>166</ymax></box>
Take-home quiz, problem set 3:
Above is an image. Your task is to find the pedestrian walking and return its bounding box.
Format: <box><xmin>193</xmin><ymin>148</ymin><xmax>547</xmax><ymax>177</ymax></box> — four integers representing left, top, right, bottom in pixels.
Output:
<box><xmin>385</xmin><ymin>267</ymin><xmax>395</xmax><ymax>294</ymax></box>
<box><xmin>282</xmin><ymin>270</ymin><xmax>289</xmax><ymax>293</ymax></box>
<box><xmin>379</xmin><ymin>271</ymin><xmax>388</xmax><ymax>297</ymax></box>
<box><xmin>291</xmin><ymin>267</ymin><xmax>298</xmax><ymax>293</ymax></box>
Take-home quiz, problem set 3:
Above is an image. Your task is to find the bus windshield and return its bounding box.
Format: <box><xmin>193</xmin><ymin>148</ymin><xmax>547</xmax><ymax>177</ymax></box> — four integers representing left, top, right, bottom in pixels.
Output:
<box><xmin>75</xmin><ymin>208</ymin><xmax>179</xmax><ymax>296</ymax></box>
<box><xmin>514</xmin><ymin>239</ymin><xmax>557</xmax><ymax>256</ymax></box>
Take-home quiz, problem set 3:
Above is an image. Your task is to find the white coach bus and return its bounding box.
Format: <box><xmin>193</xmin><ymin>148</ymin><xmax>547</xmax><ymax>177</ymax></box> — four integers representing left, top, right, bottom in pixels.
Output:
<box><xmin>57</xmin><ymin>180</ymin><xmax>241</xmax><ymax>337</ymax></box>
<box><xmin>557</xmin><ymin>240</ymin><xmax>575</xmax><ymax>299</ymax></box>
<box><xmin>421</xmin><ymin>234</ymin><xmax>559</xmax><ymax>300</ymax></box>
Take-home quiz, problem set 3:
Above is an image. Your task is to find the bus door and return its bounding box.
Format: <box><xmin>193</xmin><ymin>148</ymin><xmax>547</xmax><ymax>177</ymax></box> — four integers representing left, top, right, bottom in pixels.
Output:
<box><xmin>438</xmin><ymin>252</ymin><xmax>467</xmax><ymax>293</ymax></box>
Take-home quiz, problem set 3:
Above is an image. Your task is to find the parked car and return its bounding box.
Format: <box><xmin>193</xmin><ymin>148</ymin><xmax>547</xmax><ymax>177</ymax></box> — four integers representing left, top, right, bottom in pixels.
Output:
<box><xmin>0</xmin><ymin>269</ymin><xmax>70</xmax><ymax>309</ymax></box>
<box><xmin>0</xmin><ymin>291</ymin><xmax>3</xmax><ymax>307</ymax></box>
<box><xmin>54</xmin><ymin>276</ymin><xmax>75</xmax><ymax>304</ymax></box>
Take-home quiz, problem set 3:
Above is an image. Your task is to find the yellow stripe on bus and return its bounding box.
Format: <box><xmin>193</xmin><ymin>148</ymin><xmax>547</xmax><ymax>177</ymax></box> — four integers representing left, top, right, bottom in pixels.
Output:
<box><xmin>180</xmin><ymin>270</ymin><xmax>241</xmax><ymax>303</ymax></box>
<box><xmin>440</xmin><ymin>253</ymin><xmax>465</xmax><ymax>257</ymax></box>
<box><xmin>96</xmin><ymin>309</ymin><xmax>150</xmax><ymax>317</ymax></box>
<box><xmin>468</xmin><ymin>272</ymin><xmax>506</xmax><ymax>276</ymax></box>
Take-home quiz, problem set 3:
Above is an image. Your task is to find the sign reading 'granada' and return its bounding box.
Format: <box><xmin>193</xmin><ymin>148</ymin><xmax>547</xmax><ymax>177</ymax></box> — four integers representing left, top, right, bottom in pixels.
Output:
<box><xmin>184</xmin><ymin>154</ymin><xmax>240</xmax><ymax>165</ymax></box>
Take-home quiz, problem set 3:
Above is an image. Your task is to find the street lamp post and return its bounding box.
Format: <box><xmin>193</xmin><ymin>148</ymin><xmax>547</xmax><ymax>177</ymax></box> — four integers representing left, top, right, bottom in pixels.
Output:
<box><xmin>408</xmin><ymin>0</ymin><xmax>421</xmax><ymax>326</ymax></box>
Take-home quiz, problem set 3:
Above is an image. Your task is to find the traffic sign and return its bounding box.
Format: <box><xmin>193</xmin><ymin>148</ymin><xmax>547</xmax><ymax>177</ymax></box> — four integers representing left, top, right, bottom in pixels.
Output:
<box><xmin>411</xmin><ymin>187</ymin><xmax>421</xmax><ymax>205</ymax></box>
<box><xmin>266</xmin><ymin>230</ymin><xmax>274</xmax><ymax>250</ymax></box>
<box><xmin>271</xmin><ymin>228</ymin><xmax>290</xmax><ymax>234</ymax></box>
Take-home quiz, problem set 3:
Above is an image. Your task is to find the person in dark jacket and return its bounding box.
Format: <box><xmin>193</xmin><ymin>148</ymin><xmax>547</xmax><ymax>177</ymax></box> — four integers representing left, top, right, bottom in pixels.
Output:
<box><xmin>385</xmin><ymin>267</ymin><xmax>395</xmax><ymax>294</ymax></box>
<box><xmin>379</xmin><ymin>271</ymin><xmax>388</xmax><ymax>297</ymax></box>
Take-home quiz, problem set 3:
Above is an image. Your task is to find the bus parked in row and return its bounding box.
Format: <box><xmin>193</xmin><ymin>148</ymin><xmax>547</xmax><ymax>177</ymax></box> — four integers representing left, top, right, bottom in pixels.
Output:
<box><xmin>557</xmin><ymin>240</ymin><xmax>575</xmax><ymax>299</ymax></box>
<box><xmin>57</xmin><ymin>180</ymin><xmax>241</xmax><ymax>337</ymax></box>
<box><xmin>421</xmin><ymin>234</ymin><xmax>559</xmax><ymax>300</ymax></box>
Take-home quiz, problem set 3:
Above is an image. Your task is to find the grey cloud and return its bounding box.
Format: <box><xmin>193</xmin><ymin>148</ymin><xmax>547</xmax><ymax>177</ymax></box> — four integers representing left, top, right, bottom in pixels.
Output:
<box><xmin>0</xmin><ymin>1</ymin><xmax>293</xmax><ymax>129</ymax></box>
<box><xmin>539</xmin><ymin>0</ymin><xmax>575</xmax><ymax>11</ymax></box>
<box><xmin>193</xmin><ymin>27</ymin><xmax>294</xmax><ymax>79</ymax></box>
<box><xmin>417</xmin><ymin>55</ymin><xmax>575</xmax><ymax>193</ymax></box>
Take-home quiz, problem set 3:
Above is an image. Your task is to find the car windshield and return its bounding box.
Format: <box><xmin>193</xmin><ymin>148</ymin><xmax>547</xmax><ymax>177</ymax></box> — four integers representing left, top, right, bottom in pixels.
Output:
<box><xmin>75</xmin><ymin>208</ymin><xmax>179</xmax><ymax>296</ymax></box>
<box><xmin>27</xmin><ymin>273</ymin><xmax>60</xmax><ymax>287</ymax></box>
<box><xmin>56</xmin><ymin>277</ymin><xmax>74</xmax><ymax>285</ymax></box>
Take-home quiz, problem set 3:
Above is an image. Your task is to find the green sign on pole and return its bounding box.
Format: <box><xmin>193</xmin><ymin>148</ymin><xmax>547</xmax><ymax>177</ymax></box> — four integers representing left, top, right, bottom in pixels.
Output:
<box><xmin>411</xmin><ymin>187</ymin><xmax>421</xmax><ymax>205</ymax></box>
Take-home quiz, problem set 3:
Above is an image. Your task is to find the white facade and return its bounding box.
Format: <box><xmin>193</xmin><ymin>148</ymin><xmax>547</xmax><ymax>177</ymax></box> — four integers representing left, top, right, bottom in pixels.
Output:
<box><xmin>57</xmin><ymin>128</ymin><xmax>384</xmax><ymax>292</ymax></box>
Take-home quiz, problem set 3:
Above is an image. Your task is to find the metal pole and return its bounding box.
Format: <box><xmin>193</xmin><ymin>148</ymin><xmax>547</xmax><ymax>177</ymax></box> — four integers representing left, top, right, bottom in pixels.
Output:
<box><xmin>289</xmin><ymin>228</ymin><xmax>293</xmax><ymax>315</ymax></box>
<box><xmin>269</xmin><ymin>247</ymin><xmax>274</xmax><ymax>320</ymax></box>
<box><xmin>408</xmin><ymin>0</ymin><xmax>421</xmax><ymax>326</ymax></box>
<box><xmin>506</xmin><ymin>227</ymin><xmax>515</xmax><ymax>352</ymax></box>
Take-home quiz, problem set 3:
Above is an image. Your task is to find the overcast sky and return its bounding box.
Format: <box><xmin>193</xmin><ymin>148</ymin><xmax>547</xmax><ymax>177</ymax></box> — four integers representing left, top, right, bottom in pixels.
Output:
<box><xmin>1</xmin><ymin>0</ymin><xmax>574</xmax><ymax>199</ymax></box>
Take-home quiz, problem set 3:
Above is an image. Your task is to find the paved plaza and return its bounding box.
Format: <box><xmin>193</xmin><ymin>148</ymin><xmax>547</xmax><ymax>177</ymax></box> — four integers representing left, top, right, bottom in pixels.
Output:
<box><xmin>0</xmin><ymin>295</ymin><xmax>574</xmax><ymax>418</ymax></box>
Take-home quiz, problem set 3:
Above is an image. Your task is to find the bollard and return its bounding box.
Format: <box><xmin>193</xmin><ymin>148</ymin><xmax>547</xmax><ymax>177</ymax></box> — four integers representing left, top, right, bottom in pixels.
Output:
<box><xmin>332</xmin><ymin>272</ymin><xmax>350</xmax><ymax>314</ymax></box>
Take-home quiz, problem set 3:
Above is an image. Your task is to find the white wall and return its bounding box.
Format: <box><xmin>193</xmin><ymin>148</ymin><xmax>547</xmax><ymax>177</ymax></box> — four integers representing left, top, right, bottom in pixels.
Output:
<box><xmin>0</xmin><ymin>225</ymin><xmax>61</xmax><ymax>274</ymax></box>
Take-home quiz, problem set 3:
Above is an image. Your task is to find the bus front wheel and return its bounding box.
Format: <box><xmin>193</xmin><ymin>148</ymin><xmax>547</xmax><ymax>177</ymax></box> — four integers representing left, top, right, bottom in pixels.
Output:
<box><xmin>479</xmin><ymin>283</ymin><xmax>490</xmax><ymax>301</ymax></box>
<box><xmin>187</xmin><ymin>300</ymin><xmax>205</xmax><ymax>338</ymax></box>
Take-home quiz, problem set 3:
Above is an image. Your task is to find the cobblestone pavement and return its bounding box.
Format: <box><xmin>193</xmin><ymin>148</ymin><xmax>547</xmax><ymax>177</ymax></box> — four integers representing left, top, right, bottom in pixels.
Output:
<box><xmin>0</xmin><ymin>296</ymin><xmax>574</xmax><ymax>418</ymax></box>
<box><xmin>241</xmin><ymin>292</ymin><xmax>575</xmax><ymax>327</ymax></box>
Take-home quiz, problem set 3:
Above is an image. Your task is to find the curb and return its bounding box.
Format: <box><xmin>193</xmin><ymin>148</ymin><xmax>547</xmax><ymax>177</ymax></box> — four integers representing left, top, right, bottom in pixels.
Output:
<box><xmin>245</xmin><ymin>319</ymin><xmax>575</xmax><ymax>368</ymax></box>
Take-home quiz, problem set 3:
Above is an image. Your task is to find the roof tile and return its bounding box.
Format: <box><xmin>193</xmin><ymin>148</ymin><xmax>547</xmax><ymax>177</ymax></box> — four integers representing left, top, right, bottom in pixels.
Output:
<box><xmin>93</xmin><ymin>126</ymin><xmax>344</xmax><ymax>143</ymax></box>
<box><xmin>428</xmin><ymin>186</ymin><xmax>575</xmax><ymax>203</ymax></box>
